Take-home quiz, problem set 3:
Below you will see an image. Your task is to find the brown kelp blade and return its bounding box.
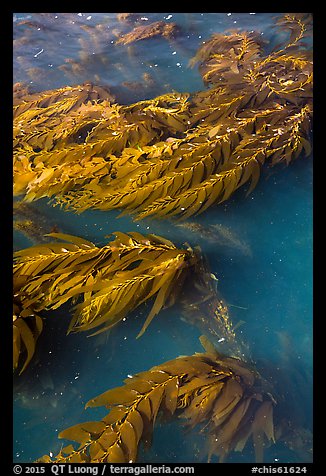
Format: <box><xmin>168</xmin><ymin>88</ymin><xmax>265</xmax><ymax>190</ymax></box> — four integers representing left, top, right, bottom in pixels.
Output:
<box><xmin>13</xmin><ymin>14</ymin><xmax>312</xmax><ymax>220</ymax></box>
<box><xmin>13</xmin><ymin>300</ymin><xmax>43</xmax><ymax>374</ymax></box>
<box><xmin>13</xmin><ymin>231</ymin><xmax>198</xmax><ymax>340</ymax></box>
<box><xmin>36</xmin><ymin>342</ymin><xmax>276</xmax><ymax>463</ymax></box>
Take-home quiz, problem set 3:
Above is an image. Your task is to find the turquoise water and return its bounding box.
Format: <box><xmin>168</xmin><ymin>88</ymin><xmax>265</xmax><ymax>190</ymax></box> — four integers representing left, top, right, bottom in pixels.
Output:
<box><xmin>13</xmin><ymin>12</ymin><xmax>313</xmax><ymax>464</ymax></box>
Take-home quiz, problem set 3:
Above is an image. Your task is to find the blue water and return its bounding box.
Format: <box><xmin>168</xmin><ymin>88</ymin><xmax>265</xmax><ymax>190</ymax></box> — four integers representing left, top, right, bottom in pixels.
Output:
<box><xmin>13</xmin><ymin>12</ymin><xmax>313</xmax><ymax>464</ymax></box>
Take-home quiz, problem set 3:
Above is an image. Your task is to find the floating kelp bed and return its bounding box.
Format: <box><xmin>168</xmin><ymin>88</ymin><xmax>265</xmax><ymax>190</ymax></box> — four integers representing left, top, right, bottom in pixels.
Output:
<box><xmin>13</xmin><ymin>13</ymin><xmax>312</xmax><ymax>463</ymax></box>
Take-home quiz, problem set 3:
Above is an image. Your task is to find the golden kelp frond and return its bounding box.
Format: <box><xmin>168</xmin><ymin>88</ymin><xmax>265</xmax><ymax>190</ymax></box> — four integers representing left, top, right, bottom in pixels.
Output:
<box><xmin>115</xmin><ymin>21</ymin><xmax>179</xmax><ymax>45</ymax></box>
<box><xmin>37</xmin><ymin>340</ymin><xmax>275</xmax><ymax>463</ymax></box>
<box><xmin>13</xmin><ymin>231</ymin><xmax>197</xmax><ymax>337</ymax></box>
<box><xmin>190</xmin><ymin>14</ymin><xmax>312</xmax><ymax>106</ymax></box>
<box><xmin>53</xmin><ymin>100</ymin><xmax>312</xmax><ymax>219</ymax></box>
<box><xmin>13</xmin><ymin>14</ymin><xmax>313</xmax><ymax>220</ymax></box>
<box><xmin>194</xmin><ymin>41</ymin><xmax>315</xmax><ymax>122</ymax></box>
<box><xmin>189</xmin><ymin>31</ymin><xmax>266</xmax><ymax>85</ymax></box>
<box><xmin>13</xmin><ymin>97</ymin><xmax>118</xmax><ymax>153</ymax></box>
<box><xmin>116</xmin><ymin>13</ymin><xmax>140</xmax><ymax>23</ymax></box>
<box><xmin>13</xmin><ymin>298</ymin><xmax>43</xmax><ymax>374</ymax></box>
<box><xmin>13</xmin><ymin>91</ymin><xmax>192</xmax><ymax>201</ymax></box>
<box><xmin>13</xmin><ymin>82</ymin><xmax>115</xmax><ymax>119</ymax></box>
<box><xmin>14</xmin><ymin>156</ymin><xmax>113</xmax><ymax>202</ymax></box>
<box><xmin>135</xmin><ymin>105</ymin><xmax>312</xmax><ymax>221</ymax></box>
<box><xmin>275</xmin><ymin>13</ymin><xmax>312</xmax><ymax>46</ymax></box>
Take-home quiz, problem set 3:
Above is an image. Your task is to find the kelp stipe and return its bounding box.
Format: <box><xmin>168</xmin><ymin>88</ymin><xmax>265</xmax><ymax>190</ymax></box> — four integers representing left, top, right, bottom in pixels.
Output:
<box><xmin>36</xmin><ymin>337</ymin><xmax>276</xmax><ymax>463</ymax></box>
<box><xmin>13</xmin><ymin>13</ymin><xmax>312</xmax><ymax>220</ymax></box>
<box><xmin>179</xmin><ymin>253</ymin><xmax>249</xmax><ymax>361</ymax></box>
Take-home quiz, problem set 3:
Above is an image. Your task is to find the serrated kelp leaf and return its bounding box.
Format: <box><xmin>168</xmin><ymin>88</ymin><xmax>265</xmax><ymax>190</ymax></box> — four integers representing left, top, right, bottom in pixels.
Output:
<box><xmin>61</xmin><ymin>445</ymin><xmax>76</xmax><ymax>455</ymax></box>
<box><xmin>199</xmin><ymin>334</ymin><xmax>220</xmax><ymax>356</ymax></box>
<box><xmin>196</xmin><ymin>178</ymin><xmax>225</xmax><ymax>215</ymax></box>
<box><xmin>124</xmin><ymin>379</ymin><xmax>153</xmax><ymax>395</ymax></box>
<box><xmin>181</xmin><ymin>385</ymin><xmax>222</xmax><ymax>427</ymax></box>
<box><xmin>136</xmin><ymin>269</ymin><xmax>178</xmax><ymax>338</ymax></box>
<box><xmin>217</xmin><ymin>397</ymin><xmax>253</xmax><ymax>445</ymax></box>
<box><xmin>179</xmin><ymin>376</ymin><xmax>224</xmax><ymax>397</ymax></box>
<box><xmin>146</xmin><ymin>233</ymin><xmax>176</xmax><ymax>248</ymax></box>
<box><xmin>136</xmin><ymin>397</ymin><xmax>152</xmax><ymax>422</ymax></box>
<box><xmin>13</xmin><ymin>306</ymin><xmax>44</xmax><ymax>374</ymax></box>
<box><xmin>143</xmin><ymin>370</ymin><xmax>171</xmax><ymax>384</ymax></box>
<box><xmin>89</xmin><ymin>441</ymin><xmax>107</xmax><ymax>461</ymax></box>
<box><xmin>102</xmin><ymin>407</ymin><xmax>127</xmax><ymax>425</ymax></box>
<box><xmin>252</xmin><ymin>400</ymin><xmax>275</xmax><ymax>443</ymax></box>
<box><xmin>158</xmin><ymin>356</ymin><xmax>213</xmax><ymax>377</ymax></box>
<box><xmin>68</xmin><ymin>453</ymin><xmax>85</xmax><ymax>463</ymax></box>
<box><xmin>245</xmin><ymin>159</ymin><xmax>261</xmax><ymax>195</ymax></box>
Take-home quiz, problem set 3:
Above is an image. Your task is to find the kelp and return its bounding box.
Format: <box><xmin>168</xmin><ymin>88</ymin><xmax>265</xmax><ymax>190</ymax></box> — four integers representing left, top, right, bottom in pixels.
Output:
<box><xmin>117</xmin><ymin>13</ymin><xmax>140</xmax><ymax>23</ymax></box>
<box><xmin>13</xmin><ymin>230</ymin><xmax>242</xmax><ymax>373</ymax></box>
<box><xmin>13</xmin><ymin>14</ymin><xmax>180</xmax><ymax>84</ymax></box>
<box><xmin>190</xmin><ymin>13</ymin><xmax>312</xmax><ymax>92</ymax></box>
<box><xmin>13</xmin><ymin>90</ymin><xmax>190</xmax><ymax>201</ymax></box>
<box><xmin>13</xmin><ymin>81</ymin><xmax>115</xmax><ymax>119</ymax></box>
<box><xmin>13</xmin><ymin>13</ymin><xmax>312</xmax><ymax>221</ymax></box>
<box><xmin>13</xmin><ymin>297</ymin><xmax>43</xmax><ymax>375</ymax></box>
<box><xmin>13</xmin><ymin>13</ymin><xmax>312</xmax><ymax>464</ymax></box>
<box><xmin>175</xmin><ymin>221</ymin><xmax>252</xmax><ymax>257</ymax></box>
<box><xmin>13</xmin><ymin>201</ymin><xmax>60</xmax><ymax>244</ymax></box>
<box><xmin>37</xmin><ymin>337</ymin><xmax>275</xmax><ymax>463</ymax></box>
<box><xmin>14</xmin><ymin>14</ymin><xmax>109</xmax><ymax>86</ymax></box>
<box><xmin>115</xmin><ymin>21</ymin><xmax>179</xmax><ymax>45</ymax></box>
<box><xmin>13</xmin><ymin>231</ymin><xmax>199</xmax><ymax>340</ymax></box>
<box><xmin>179</xmin><ymin>256</ymin><xmax>248</xmax><ymax>361</ymax></box>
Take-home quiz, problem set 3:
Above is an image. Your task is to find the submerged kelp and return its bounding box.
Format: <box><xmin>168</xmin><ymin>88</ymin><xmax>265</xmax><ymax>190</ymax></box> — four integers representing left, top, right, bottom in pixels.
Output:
<box><xmin>175</xmin><ymin>221</ymin><xmax>252</xmax><ymax>257</ymax></box>
<box><xmin>13</xmin><ymin>13</ymin><xmax>180</xmax><ymax>92</ymax></box>
<box><xmin>13</xmin><ymin>232</ymin><xmax>197</xmax><ymax>338</ymax></box>
<box><xmin>13</xmin><ymin>13</ymin><xmax>312</xmax><ymax>221</ymax></box>
<box><xmin>13</xmin><ymin>230</ymin><xmax>242</xmax><ymax>373</ymax></box>
<box><xmin>13</xmin><ymin>201</ymin><xmax>61</xmax><ymax>245</ymax></box>
<box><xmin>13</xmin><ymin>13</ymin><xmax>312</xmax><ymax>464</ymax></box>
<box><xmin>37</xmin><ymin>337</ymin><xmax>275</xmax><ymax>463</ymax></box>
<box><xmin>13</xmin><ymin>299</ymin><xmax>43</xmax><ymax>375</ymax></box>
<box><xmin>115</xmin><ymin>20</ymin><xmax>179</xmax><ymax>45</ymax></box>
<box><xmin>13</xmin><ymin>81</ymin><xmax>115</xmax><ymax>119</ymax></box>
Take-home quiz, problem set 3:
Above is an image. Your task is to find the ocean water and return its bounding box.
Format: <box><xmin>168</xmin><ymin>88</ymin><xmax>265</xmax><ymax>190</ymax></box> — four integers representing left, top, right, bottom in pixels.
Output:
<box><xmin>13</xmin><ymin>12</ymin><xmax>313</xmax><ymax>464</ymax></box>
